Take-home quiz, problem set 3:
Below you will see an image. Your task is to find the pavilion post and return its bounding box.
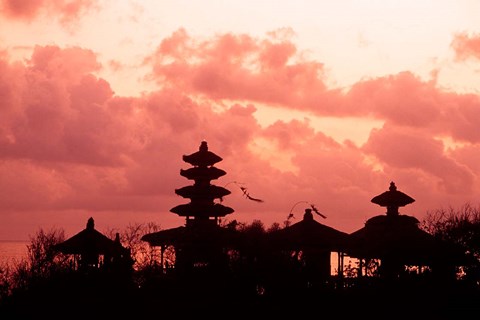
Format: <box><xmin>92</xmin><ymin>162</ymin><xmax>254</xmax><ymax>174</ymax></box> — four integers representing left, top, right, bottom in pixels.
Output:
<box><xmin>160</xmin><ymin>245</ymin><xmax>165</xmax><ymax>273</ymax></box>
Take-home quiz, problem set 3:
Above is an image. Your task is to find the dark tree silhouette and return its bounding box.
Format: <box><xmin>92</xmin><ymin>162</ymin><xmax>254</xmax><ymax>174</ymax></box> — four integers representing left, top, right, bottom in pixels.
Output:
<box><xmin>422</xmin><ymin>203</ymin><xmax>480</xmax><ymax>285</ymax></box>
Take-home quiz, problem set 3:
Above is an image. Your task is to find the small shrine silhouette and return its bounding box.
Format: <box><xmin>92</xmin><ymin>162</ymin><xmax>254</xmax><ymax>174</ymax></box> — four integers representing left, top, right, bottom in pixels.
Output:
<box><xmin>54</xmin><ymin>217</ymin><xmax>132</xmax><ymax>272</ymax></box>
<box><xmin>347</xmin><ymin>182</ymin><xmax>465</xmax><ymax>280</ymax></box>
<box><xmin>270</xmin><ymin>207</ymin><xmax>349</xmax><ymax>288</ymax></box>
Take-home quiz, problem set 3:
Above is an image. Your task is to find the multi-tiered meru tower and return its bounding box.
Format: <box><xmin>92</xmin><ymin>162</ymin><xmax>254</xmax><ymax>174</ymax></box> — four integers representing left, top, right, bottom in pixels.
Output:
<box><xmin>141</xmin><ymin>141</ymin><xmax>236</xmax><ymax>273</ymax></box>
<box><xmin>171</xmin><ymin>140</ymin><xmax>234</xmax><ymax>227</ymax></box>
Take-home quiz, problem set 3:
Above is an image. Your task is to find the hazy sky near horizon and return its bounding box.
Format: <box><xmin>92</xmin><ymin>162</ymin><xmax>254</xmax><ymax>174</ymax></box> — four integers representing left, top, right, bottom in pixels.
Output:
<box><xmin>1</xmin><ymin>0</ymin><xmax>480</xmax><ymax>240</ymax></box>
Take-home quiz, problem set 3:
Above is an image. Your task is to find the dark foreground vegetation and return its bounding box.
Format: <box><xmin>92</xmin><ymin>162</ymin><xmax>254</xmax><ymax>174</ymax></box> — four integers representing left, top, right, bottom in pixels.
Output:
<box><xmin>2</xmin><ymin>267</ymin><xmax>479</xmax><ymax>319</ymax></box>
<box><xmin>1</xmin><ymin>204</ymin><xmax>480</xmax><ymax>319</ymax></box>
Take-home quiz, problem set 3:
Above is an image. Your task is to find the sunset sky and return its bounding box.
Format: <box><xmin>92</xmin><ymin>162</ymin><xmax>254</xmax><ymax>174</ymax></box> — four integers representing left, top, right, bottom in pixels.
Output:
<box><xmin>1</xmin><ymin>0</ymin><xmax>480</xmax><ymax>241</ymax></box>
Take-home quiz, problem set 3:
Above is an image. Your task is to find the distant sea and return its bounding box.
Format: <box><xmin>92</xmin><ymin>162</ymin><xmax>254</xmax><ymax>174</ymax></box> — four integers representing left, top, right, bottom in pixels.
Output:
<box><xmin>0</xmin><ymin>240</ymin><xmax>29</xmax><ymax>265</ymax></box>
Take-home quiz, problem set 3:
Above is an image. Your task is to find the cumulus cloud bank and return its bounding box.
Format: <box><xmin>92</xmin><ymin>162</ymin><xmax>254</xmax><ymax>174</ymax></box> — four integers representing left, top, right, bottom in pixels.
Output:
<box><xmin>1</xmin><ymin>19</ymin><xmax>480</xmax><ymax>238</ymax></box>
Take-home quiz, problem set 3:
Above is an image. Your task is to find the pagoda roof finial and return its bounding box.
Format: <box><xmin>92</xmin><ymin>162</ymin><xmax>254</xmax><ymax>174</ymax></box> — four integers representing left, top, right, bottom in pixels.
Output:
<box><xmin>371</xmin><ymin>181</ymin><xmax>415</xmax><ymax>210</ymax></box>
<box><xmin>183</xmin><ymin>140</ymin><xmax>222</xmax><ymax>167</ymax></box>
<box><xmin>303</xmin><ymin>208</ymin><xmax>314</xmax><ymax>221</ymax></box>
<box><xmin>86</xmin><ymin>217</ymin><xmax>95</xmax><ymax>230</ymax></box>
<box><xmin>200</xmin><ymin>140</ymin><xmax>208</xmax><ymax>152</ymax></box>
<box><xmin>389</xmin><ymin>181</ymin><xmax>397</xmax><ymax>191</ymax></box>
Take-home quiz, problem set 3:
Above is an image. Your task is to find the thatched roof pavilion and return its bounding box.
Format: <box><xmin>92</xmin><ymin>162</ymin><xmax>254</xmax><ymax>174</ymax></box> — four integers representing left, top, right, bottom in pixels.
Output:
<box><xmin>55</xmin><ymin>217</ymin><xmax>130</xmax><ymax>270</ymax></box>
<box><xmin>269</xmin><ymin>208</ymin><xmax>349</xmax><ymax>287</ymax></box>
<box><xmin>270</xmin><ymin>208</ymin><xmax>348</xmax><ymax>252</ymax></box>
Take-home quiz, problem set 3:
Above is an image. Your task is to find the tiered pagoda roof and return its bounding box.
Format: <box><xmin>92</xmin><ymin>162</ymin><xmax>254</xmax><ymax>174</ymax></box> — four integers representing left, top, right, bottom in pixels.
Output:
<box><xmin>170</xmin><ymin>141</ymin><xmax>234</xmax><ymax>221</ymax></box>
<box><xmin>141</xmin><ymin>141</ymin><xmax>238</xmax><ymax>272</ymax></box>
<box><xmin>371</xmin><ymin>181</ymin><xmax>415</xmax><ymax>216</ymax></box>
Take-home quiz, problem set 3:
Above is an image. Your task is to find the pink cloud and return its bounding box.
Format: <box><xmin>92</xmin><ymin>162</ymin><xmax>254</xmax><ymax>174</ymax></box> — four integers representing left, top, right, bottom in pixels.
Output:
<box><xmin>0</xmin><ymin>45</ymin><xmax>125</xmax><ymax>165</ymax></box>
<box><xmin>0</xmin><ymin>0</ymin><xmax>43</xmax><ymax>21</ymax></box>
<box><xmin>1</xmin><ymin>31</ymin><xmax>480</xmax><ymax>240</ymax></box>
<box><xmin>262</xmin><ymin>118</ymin><xmax>316</xmax><ymax>150</ymax></box>
<box><xmin>145</xmin><ymin>29</ymin><xmax>480</xmax><ymax>145</ymax></box>
<box><xmin>108</xmin><ymin>60</ymin><xmax>124</xmax><ymax>72</ymax></box>
<box><xmin>0</xmin><ymin>159</ymin><xmax>71</xmax><ymax>210</ymax></box>
<box><xmin>363</xmin><ymin>125</ymin><xmax>475</xmax><ymax>195</ymax></box>
<box><xmin>450</xmin><ymin>144</ymin><xmax>480</xmax><ymax>175</ymax></box>
<box><xmin>29</xmin><ymin>45</ymin><xmax>101</xmax><ymax>82</ymax></box>
<box><xmin>0</xmin><ymin>0</ymin><xmax>98</xmax><ymax>25</ymax></box>
<box><xmin>344</xmin><ymin>72</ymin><xmax>480</xmax><ymax>145</ymax></box>
<box><xmin>346</xmin><ymin>72</ymin><xmax>442</xmax><ymax>123</ymax></box>
<box><xmin>451</xmin><ymin>32</ymin><xmax>480</xmax><ymax>61</ymax></box>
<box><xmin>146</xmin><ymin>29</ymin><xmax>333</xmax><ymax>109</ymax></box>
<box><xmin>439</xmin><ymin>93</ymin><xmax>480</xmax><ymax>143</ymax></box>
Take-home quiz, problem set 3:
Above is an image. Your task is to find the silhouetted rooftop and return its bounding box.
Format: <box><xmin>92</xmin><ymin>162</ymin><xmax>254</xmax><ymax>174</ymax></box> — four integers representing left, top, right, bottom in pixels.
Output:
<box><xmin>348</xmin><ymin>183</ymin><xmax>465</xmax><ymax>266</ymax></box>
<box><xmin>54</xmin><ymin>217</ymin><xmax>121</xmax><ymax>256</ymax></box>
<box><xmin>141</xmin><ymin>224</ymin><xmax>239</xmax><ymax>247</ymax></box>
<box><xmin>182</xmin><ymin>140</ymin><xmax>222</xmax><ymax>167</ymax></box>
<box><xmin>371</xmin><ymin>181</ymin><xmax>415</xmax><ymax>209</ymax></box>
<box><xmin>270</xmin><ymin>208</ymin><xmax>349</xmax><ymax>252</ymax></box>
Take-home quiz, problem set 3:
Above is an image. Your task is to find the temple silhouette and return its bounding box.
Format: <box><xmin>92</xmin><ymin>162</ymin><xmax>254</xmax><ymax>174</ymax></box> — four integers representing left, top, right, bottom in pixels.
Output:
<box><xmin>54</xmin><ymin>141</ymin><xmax>467</xmax><ymax>288</ymax></box>
<box><xmin>269</xmin><ymin>207</ymin><xmax>349</xmax><ymax>289</ymax></box>
<box><xmin>141</xmin><ymin>140</ymin><xmax>237</xmax><ymax>274</ymax></box>
<box><xmin>55</xmin><ymin>217</ymin><xmax>132</xmax><ymax>272</ymax></box>
<box><xmin>347</xmin><ymin>182</ymin><xmax>465</xmax><ymax>281</ymax></box>
<box><xmin>134</xmin><ymin>140</ymin><xmax>467</xmax><ymax>306</ymax></box>
<box><xmin>3</xmin><ymin>140</ymin><xmax>476</xmax><ymax>318</ymax></box>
